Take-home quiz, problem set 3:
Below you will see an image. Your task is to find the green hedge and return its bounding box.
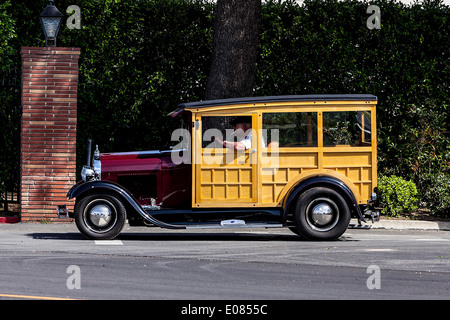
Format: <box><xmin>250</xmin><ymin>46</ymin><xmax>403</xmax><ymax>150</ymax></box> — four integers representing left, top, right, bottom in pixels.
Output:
<box><xmin>378</xmin><ymin>175</ymin><xmax>418</xmax><ymax>217</ymax></box>
<box><xmin>1</xmin><ymin>0</ymin><xmax>449</xmax><ymax>214</ymax></box>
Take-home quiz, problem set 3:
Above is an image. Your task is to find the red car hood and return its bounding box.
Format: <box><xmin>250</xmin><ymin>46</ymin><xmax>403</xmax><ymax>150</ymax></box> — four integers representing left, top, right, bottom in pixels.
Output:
<box><xmin>101</xmin><ymin>150</ymin><xmax>164</xmax><ymax>173</ymax></box>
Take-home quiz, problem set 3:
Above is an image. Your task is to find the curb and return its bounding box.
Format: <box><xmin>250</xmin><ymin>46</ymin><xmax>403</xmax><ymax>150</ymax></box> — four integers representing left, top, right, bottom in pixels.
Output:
<box><xmin>350</xmin><ymin>219</ymin><xmax>450</xmax><ymax>231</ymax></box>
<box><xmin>0</xmin><ymin>216</ymin><xmax>21</xmax><ymax>224</ymax></box>
<box><xmin>1</xmin><ymin>216</ymin><xmax>449</xmax><ymax>230</ymax></box>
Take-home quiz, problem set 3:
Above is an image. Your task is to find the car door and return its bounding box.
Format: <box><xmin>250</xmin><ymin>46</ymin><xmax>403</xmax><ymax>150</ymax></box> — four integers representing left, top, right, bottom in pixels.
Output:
<box><xmin>193</xmin><ymin>113</ymin><xmax>259</xmax><ymax>207</ymax></box>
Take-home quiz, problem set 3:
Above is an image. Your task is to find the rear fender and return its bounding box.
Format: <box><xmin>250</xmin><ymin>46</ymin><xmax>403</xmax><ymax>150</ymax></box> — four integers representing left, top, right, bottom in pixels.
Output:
<box><xmin>283</xmin><ymin>176</ymin><xmax>365</xmax><ymax>223</ymax></box>
<box><xmin>68</xmin><ymin>180</ymin><xmax>185</xmax><ymax>229</ymax></box>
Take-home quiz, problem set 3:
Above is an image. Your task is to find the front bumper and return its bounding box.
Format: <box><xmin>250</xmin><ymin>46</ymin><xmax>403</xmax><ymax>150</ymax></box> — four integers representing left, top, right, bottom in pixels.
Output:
<box><xmin>56</xmin><ymin>205</ymin><xmax>73</xmax><ymax>219</ymax></box>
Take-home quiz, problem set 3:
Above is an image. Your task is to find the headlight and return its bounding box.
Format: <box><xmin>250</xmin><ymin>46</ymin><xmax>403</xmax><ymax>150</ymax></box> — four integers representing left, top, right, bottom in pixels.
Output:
<box><xmin>93</xmin><ymin>145</ymin><xmax>101</xmax><ymax>180</ymax></box>
<box><xmin>81</xmin><ymin>143</ymin><xmax>101</xmax><ymax>181</ymax></box>
<box><xmin>81</xmin><ymin>165</ymin><xmax>95</xmax><ymax>181</ymax></box>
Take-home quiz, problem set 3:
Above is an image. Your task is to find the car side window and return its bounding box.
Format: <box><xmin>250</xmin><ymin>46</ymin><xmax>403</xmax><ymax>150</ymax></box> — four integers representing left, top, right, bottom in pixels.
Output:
<box><xmin>262</xmin><ymin>112</ymin><xmax>318</xmax><ymax>147</ymax></box>
<box><xmin>323</xmin><ymin>111</ymin><xmax>371</xmax><ymax>146</ymax></box>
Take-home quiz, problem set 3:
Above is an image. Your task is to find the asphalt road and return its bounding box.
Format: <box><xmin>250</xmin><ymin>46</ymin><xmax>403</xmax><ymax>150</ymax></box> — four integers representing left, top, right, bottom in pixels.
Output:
<box><xmin>0</xmin><ymin>223</ymin><xmax>449</xmax><ymax>303</ymax></box>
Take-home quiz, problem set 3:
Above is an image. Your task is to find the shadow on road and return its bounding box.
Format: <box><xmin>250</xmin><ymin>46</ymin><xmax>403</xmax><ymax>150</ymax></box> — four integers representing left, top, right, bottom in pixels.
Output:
<box><xmin>119</xmin><ymin>232</ymin><xmax>303</xmax><ymax>242</ymax></box>
<box><xmin>26</xmin><ymin>231</ymin><xmax>358</xmax><ymax>242</ymax></box>
<box><xmin>26</xmin><ymin>232</ymin><xmax>86</xmax><ymax>240</ymax></box>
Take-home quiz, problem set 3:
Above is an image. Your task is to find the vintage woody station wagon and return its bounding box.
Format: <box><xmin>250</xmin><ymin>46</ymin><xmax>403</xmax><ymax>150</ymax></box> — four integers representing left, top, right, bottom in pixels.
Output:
<box><xmin>63</xmin><ymin>94</ymin><xmax>380</xmax><ymax>240</ymax></box>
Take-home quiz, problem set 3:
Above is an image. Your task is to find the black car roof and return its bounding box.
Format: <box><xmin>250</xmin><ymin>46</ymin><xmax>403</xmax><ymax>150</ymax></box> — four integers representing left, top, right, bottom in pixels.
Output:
<box><xmin>170</xmin><ymin>94</ymin><xmax>377</xmax><ymax>116</ymax></box>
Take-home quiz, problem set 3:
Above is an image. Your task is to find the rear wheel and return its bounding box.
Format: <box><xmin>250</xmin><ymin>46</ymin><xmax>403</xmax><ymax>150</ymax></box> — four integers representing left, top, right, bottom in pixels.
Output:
<box><xmin>292</xmin><ymin>187</ymin><xmax>350</xmax><ymax>240</ymax></box>
<box><xmin>74</xmin><ymin>193</ymin><xmax>126</xmax><ymax>240</ymax></box>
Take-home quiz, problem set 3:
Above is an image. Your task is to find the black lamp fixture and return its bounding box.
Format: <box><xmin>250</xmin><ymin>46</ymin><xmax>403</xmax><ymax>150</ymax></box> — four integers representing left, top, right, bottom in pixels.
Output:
<box><xmin>40</xmin><ymin>1</ymin><xmax>63</xmax><ymax>47</ymax></box>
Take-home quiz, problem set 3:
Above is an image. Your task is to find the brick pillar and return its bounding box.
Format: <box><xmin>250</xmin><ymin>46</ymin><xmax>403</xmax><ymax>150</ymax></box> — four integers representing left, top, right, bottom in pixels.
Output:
<box><xmin>20</xmin><ymin>47</ymin><xmax>80</xmax><ymax>222</ymax></box>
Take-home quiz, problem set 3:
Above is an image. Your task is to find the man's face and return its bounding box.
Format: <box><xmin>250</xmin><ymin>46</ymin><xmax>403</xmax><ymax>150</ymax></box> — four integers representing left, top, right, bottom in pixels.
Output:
<box><xmin>234</xmin><ymin>123</ymin><xmax>249</xmax><ymax>139</ymax></box>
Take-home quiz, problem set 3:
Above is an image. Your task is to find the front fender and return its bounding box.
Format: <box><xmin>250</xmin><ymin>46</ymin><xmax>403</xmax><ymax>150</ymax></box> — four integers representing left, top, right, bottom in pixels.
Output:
<box><xmin>68</xmin><ymin>180</ymin><xmax>120</xmax><ymax>200</ymax></box>
<box><xmin>67</xmin><ymin>180</ymin><xmax>185</xmax><ymax>229</ymax></box>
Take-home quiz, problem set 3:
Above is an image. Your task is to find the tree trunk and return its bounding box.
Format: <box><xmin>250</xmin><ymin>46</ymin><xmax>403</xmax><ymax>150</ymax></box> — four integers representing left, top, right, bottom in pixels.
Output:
<box><xmin>205</xmin><ymin>0</ymin><xmax>261</xmax><ymax>100</ymax></box>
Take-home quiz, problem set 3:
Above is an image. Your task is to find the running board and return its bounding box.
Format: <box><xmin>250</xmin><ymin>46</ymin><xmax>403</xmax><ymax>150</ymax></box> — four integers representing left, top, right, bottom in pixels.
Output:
<box><xmin>182</xmin><ymin>220</ymin><xmax>284</xmax><ymax>230</ymax></box>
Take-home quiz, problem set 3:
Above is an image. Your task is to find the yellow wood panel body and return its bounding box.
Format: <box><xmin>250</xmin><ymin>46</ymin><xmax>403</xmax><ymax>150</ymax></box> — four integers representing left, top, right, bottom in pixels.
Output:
<box><xmin>190</xmin><ymin>100</ymin><xmax>377</xmax><ymax>208</ymax></box>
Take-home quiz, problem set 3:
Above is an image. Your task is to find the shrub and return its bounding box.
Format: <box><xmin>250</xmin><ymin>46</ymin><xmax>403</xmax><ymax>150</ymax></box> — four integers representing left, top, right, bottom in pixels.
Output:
<box><xmin>419</xmin><ymin>172</ymin><xmax>450</xmax><ymax>215</ymax></box>
<box><xmin>378</xmin><ymin>175</ymin><xmax>418</xmax><ymax>217</ymax></box>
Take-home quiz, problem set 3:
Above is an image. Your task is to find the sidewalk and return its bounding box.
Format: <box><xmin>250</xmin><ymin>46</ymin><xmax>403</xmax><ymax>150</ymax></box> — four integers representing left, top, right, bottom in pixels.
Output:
<box><xmin>350</xmin><ymin>218</ymin><xmax>450</xmax><ymax>231</ymax></box>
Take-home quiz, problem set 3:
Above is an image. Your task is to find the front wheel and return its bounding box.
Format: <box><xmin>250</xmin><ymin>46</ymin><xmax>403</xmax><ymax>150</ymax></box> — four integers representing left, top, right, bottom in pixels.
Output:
<box><xmin>74</xmin><ymin>193</ymin><xmax>126</xmax><ymax>240</ymax></box>
<box><xmin>292</xmin><ymin>187</ymin><xmax>350</xmax><ymax>240</ymax></box>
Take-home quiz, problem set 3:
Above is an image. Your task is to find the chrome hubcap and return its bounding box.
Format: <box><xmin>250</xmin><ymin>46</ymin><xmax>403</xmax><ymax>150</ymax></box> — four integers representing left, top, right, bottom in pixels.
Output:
<box><xmin>89</xmin><ymin>204</ymin><xmax>112</xmax><ymax>227</ymax></box>
<box><xmin>83</xmin><ymin>199</ymin><xmax>117</xmax><ymax>233</ymax></box>
<box><xmin>306</xmin><ymin>198</ymin><xmax>339</xmax><ymax>232</ymax></box>
<box><xmin>311</xmin><ymin>203</ymin><xmax>333</xmax><ymax>225</ymax></box>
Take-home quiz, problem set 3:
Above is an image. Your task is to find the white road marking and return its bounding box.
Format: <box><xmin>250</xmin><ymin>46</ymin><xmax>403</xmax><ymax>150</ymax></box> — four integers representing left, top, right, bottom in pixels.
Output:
<box><xmin>415</xmin><ymin>238</ymin><xmax>449</xmax><ymax>242</ymax></box>
<box><xmin>94</xmin><ymin>240</ymin><xmax>123</xmax><ymax>245</ymax></box>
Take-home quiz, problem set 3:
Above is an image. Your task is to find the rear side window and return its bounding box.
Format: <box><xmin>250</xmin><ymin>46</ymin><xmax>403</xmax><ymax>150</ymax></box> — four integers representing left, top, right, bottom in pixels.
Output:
<box><xmin>323</xmin><ymin>111</ymin><xmax>371</xmax><ymax>146</ymax></box>
<box><xmin>262</xmin><ymin>112</ymin><xmax>318</xmax><ymax>147</ymax></box>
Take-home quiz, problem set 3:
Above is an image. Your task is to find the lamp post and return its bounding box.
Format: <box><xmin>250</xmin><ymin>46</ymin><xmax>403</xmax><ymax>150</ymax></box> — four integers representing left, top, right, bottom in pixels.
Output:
<box><xmin>40</xmin><ymin>1</ymin><xmax>63</xmax><ymax>47</ymax></box>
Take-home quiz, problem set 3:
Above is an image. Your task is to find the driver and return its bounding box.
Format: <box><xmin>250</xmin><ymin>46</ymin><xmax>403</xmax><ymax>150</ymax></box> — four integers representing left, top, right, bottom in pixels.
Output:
<box><xmin>214</xmin><ymin>116</ymin><xmax>265</xmax><ymax>150</ymax></box>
